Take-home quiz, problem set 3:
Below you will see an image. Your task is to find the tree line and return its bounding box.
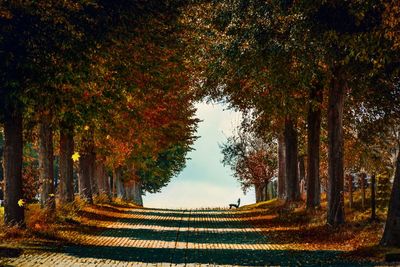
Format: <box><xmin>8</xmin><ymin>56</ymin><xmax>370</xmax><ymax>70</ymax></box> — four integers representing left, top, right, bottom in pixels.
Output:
<box><xmin>1</xmin><ymin>0</ymin><xmax>400</xmax><ymax>249</ymax></box>
<box><xmin>0</xmin><ymin>1</ymin><xmax>198</xmax><ymax>227</ymax></box>
<box><xmin>182</xmin><ymin>0</ymin><xmax>400</xmax><ymax>246</ymax></box>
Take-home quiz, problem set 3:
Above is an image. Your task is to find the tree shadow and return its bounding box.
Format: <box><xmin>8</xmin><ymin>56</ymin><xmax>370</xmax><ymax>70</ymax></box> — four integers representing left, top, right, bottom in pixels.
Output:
<box><xmin>97</xmin><ymin>227</ymin><xmax>268</xmax><ymax>244</ymax></box>
<box><xmin>80</xmin><ymin>209</ymin><xmax>248</xmax><ymax>229</ymax></box>
<box><xmin>127</xmin><ymin>210</ymin><xmax>236</xmax><ymax>219</ymax></box>
<box><xmin>60</xmin><ymin>245</ymin><xmax>374</xmax><ymax>266</ymax></box>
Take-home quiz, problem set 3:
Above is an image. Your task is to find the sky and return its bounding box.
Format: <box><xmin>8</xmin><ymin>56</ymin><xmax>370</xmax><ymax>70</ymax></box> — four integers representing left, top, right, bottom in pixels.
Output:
<box><xmin>143</xmin><ymin>102</ymin><xmax>255</xmax><ymax>209</ymax></box>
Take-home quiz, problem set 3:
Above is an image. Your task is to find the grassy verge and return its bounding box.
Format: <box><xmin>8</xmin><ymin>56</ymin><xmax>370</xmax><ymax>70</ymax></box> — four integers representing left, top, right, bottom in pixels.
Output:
<box><xmin>238</xmin><ymin>193</ymin><xmax>399</xmax><ymax>262</ymax></box>
<box><xmin>0</xmin><ymin>197</ymin><xmax>141</xmax><ymax>254</ymax></box>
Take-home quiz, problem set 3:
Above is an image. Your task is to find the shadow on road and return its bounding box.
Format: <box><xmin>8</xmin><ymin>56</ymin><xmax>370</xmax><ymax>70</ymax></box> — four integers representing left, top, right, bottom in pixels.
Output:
<box><xmin>51</xmin><ymin>208</ymin><xmax>374</xmax><ymax>266</ymax></box>
<box><xmin>63</xmin><ymin>245</ymin><xmax>370</xmax><ymax>266</ymax></box>
<box><xmin>6</xmin><ymin>208</ymin><xmax>375</xmax><ymax>266</ymax></box>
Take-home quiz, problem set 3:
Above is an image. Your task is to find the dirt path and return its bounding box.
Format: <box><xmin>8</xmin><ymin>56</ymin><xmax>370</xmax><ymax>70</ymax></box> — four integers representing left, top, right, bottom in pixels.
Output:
<box><xmin>3</xmin><ymin>208</ymin><xmax>373</xmax><ymax>266</ymax></box>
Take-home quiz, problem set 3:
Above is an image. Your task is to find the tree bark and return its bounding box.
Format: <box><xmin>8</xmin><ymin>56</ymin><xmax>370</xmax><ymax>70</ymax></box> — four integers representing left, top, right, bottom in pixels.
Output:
<box><xmin>255</xmin><ymin>184</ymin><xmax>263</xmax><ymax>203</ymax></box>
<box><xmin>112</xmin><ymin>168</ymin><xmax>119</xmax><ymax>198</ymax></box>
<box><xmin>94</xmin><ymin>161</ymin><xmax>105</xmax><ymax>194</ymax></box>
<box><xmin>278</xmin><ymin>134</ymin><xmax>286</xmax><ymax>199</ymax></box>
<box><xmin>79</xmin><ymin>153</ymin><xmax>93</xmax><ymax>203</ymax></box>
<box><xmin>115</xmin><ymin>168</ymin><xmax>125</xmax><ymax>199</ymax></box>
<box><xmin>89</xmin><ymin>151</ymin><xmax>97</xmax><ymax>196</ymax></box>
<box><xmin>105</xmin><ymin>173</ymin><xmax>111</xmax><ymax>199</ymax></box>
<box><xmin>111</xmin><ymin>169</ymin><xmax>116</xmax><ymax>198</ymax></box>
<box><xmin>264</xmin><ymin>181</ymin><xmax>269</xmax><ymax>201</ymax></box>
<box><xmin>306</xmin><ymin>86</ymin><xmax>322</xmax><ymax>209</ymax></box>
<box><xmin>360</xmin><ymin>173</ymin><xmax>366</xmax><ymax>209</ymax></box>
<box><xmin>124</xmin><ymin>179</ymin><xmax>143</xmax><ymax>206</ymax></box>
<box><xmin>371</xmin><ymin>174</ymin><xmax>376</xmax><ymax>221</ymax></box>
<box><xmin>59</xmin><ymin>124</ymin><xmax>74</xmax><ymax>204</ymax></box>
<box><xmin>38</xmin><ymin>112</ymin><xmax>55</xmax><ymax>212</ymax></box>
<box><xmin>380</xmin><ymin>151</ymin><xmax>400</xmax><ymax>246</ymax></box>
<box><xmin>327</xmin><ymin>67</ymin><xmax>345</xmax><ymax>226</ymax></box>
<box><xmin>3</xmin><ymin>104</ymin><xmax>24</xmax><ymax>226</ymax></box>
<box><xmin>78</xmin><ymin>135</ymin><xmax>94</xmax><ymax>204</ymax></box>
<box><xmin>94</xmin><ymin>160</ymin><xmax>110</xmax><ymax>200</ymax></box>
<box><xmin>299</xmin><ymin>155</ymin><xmax>306</xmax><ymax>197</ymax></box>
<box><xmin>284</xmin><ymin>116</ymin><xmax>300</xmax><ymax>201</ymax></box>
<box><xmin>347</xmin><ymin>174</ymin><xmax>353</xmax><ymax>210</ymax></box>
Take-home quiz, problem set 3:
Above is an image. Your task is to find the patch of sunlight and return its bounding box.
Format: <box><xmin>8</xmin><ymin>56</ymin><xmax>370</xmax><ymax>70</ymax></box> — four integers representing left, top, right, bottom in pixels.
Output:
<box><xmin>73</xmin><ymin>234</ymin><xmax>348</xmax><ymax>251</ymax></box>
<box><xmin>99</xmin><ymin>223</ymin><xmax>258</xmax><ymax>232</ymax></box>
<box><xmin>239</xmin><ymin>198</ymin><xmax>281</xmax><ymax>211</ymax></box>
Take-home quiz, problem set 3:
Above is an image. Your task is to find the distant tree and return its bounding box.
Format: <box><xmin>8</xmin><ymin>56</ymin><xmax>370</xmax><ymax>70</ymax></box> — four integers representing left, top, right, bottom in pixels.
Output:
<box><xmin>221</xmin><ymin>123</ymin><xmax>277</xmax><ymax>202</ymax></box>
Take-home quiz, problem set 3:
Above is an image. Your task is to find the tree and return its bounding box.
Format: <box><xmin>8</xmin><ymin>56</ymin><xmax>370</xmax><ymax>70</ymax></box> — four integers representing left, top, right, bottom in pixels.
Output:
<box><xmin>284</xmin><ymin>116</ymin><xmax>300</xmax><ymax>201</ymax></box>
<box><xmin>306</xmin><ymin>83</ymin><xmax>323</xmax><ymax>209</ymax></box>
<box><xmin>1</xmin><ymin>0</ymin><xmax>199</xmax><ymax>225</ymax></box>
<box><xmin>327</xmin><ymin>66</ymin><xmax>346</xmax><ymax>225</ymax></box>
<box><xmin>38</xmin><ymin>111</ymin><xmax>55</xmax><ymax>212</ymax></box>
<box><xmin>278</xmin><ymin>134</ymin><xmax>286</xmax><ymax>199</ymax></box>
<box><xmin>221</xmin><ymin>123</ymin><xmax>277</xmax><ymax>202</ymax></box>
<box><xmin>59</xmin><ymin>120</ymin><xmax>74</xmax><ymax>203</ymax></box>
<box><xmin>2</xmin><ymin>101</ymin><xmax>24</xmax><ymax>226</ymax></box>
<box><xmin>381</xmin><ymin>148</ymin><xmax>400</xmax><ymax>246</ymax></box>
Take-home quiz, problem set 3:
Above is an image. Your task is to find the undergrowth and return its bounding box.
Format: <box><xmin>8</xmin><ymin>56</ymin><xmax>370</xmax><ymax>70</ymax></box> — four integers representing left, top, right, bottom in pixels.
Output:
<box><xmin>0</xmin><ymin>196</ymin><xmax>139</xmax><ymax>246</ymax></box>
<box><xmin>239</xmin><ymin>191</ymin><xmax>393</xmax><ymax>262</ymax></box>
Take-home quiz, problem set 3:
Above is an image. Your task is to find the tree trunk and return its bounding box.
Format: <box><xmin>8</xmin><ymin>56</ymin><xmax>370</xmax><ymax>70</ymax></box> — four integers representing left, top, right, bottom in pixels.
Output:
<box><xmin>284</xmin><ymin>116</ymin><xmax>300</xmax><ymax>201</ymax></box>
<box><xmin>110</xmin><ymin>169</ymin><xmax>115</xmax><ymax>198</ymax></box>
<box><xmin>360</xmin><ymin>173</ymin><xmax>366</xmax><ymax>209</ymax></box>
<box><xmin>299</xmin><ymin>155</ymin><xmax>306</xmax><ymax>197</ymax></box>
<box><xmin>79</xmin><ymin>153</ymin><xmax>93</xmax><ymax>203</ymax></box>
<box><xmin>94</xmin><ymin>161</ymin><xmax>105</xmax><ymax>194</ymax></box>
<box><xmin>306</xmin><ymin>86</ymin><xmax>322</xmax><ymax>209</ymax></box>
<box><xmin>264</xmin><ymin>181</ymin><xmax>269</xmax><ymax>201</ymax></box>
<box><xmin>115</xmin><ymin>168</ymin><xmax>125</xmax><ymax>199</ymax></box>
<box><xmin>89</xmin><ymin>151</ymin><xmax>97</xmax><ymax>196</ymax></box>
<box><xmin>54</xmin><ymin>156</ymin><xmax>59</xmax><ymax>191</ymax></box>
<box><xmin>272</xmin><ymin>179</ymin><xmax>277</xmax><ymax>198</ymax></box>
<box><xmin>278</xmin><ymin>134</ymin><xmax>286</xmax><ymax>199</ymax></box>
<box><xmin>327</xmin><ymin>67</ymin><xmax>345</xmax><ymax>226</ymax></box>
<box><xmin>347</xmin><ymin>174</ymin><xmax>353</xmax><ymax>210</ymax></box>
<box><xmin>3</xmin><ymin>104</ymin><xmax>24</xmax><ymax>226</ymax></box>
<box><xmin>112</xmin><ymin>168</ymin><xmax>118</xmax><ymax>198</ymax></box>
<box><xmin>94</xmin><ymin>160</ymin><xmax>110</xmax><ymax>200</ymax></box>
<box><xmin>371</xmin><ymin>174</ymin><xmax>376</xmax><ymax>221</ymax></box>
<box><xmin>59</xmin><ymin>124</ymin><xmax>74</xmax><ymax>204</ymax></box>
<box><xmin>38</xmin><ymin>112</ymin><xmax>55</xmax><ymax>212</ymax></box>
<box><xmin>380</xmin><ymin>150</ymin><xmax>400</xmax><ymax>246</ymax></box>
<box><xmin>124</xmin><ymin>179</ymin><xmax>143</xmax><ymax>206</ymax></box>
<box><xmin>105</xmin><ymin>173</ymin><xmax>111</xmax><ymax>199</ymax></box>
<box><xmin>79</xmin><ymin>131</ymin><xmax>96</xmax><ymax>204</ymax></box>
<box><xmin>255</xmin><ymin>184</ymin><xmax>263</xmax><ymax>203</ymax></box>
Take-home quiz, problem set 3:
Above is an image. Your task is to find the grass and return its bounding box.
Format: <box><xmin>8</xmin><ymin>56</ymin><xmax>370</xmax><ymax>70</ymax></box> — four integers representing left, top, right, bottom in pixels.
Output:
<box><xmin>238</xmin><ymin>191</ymin><xmax>398</xmax><ymax>262</ymax></box>
<box><xmin>0</xmin><ymin>197</ymin><xmax>141</xmax><ymax>254</ymax></box>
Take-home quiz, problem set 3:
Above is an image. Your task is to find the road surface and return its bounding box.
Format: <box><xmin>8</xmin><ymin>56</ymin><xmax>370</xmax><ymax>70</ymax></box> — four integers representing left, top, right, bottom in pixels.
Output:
<box><xmin>3</xmin><ymin>208</ymin><xmax>371</xmax><ymax>266</ymax></box>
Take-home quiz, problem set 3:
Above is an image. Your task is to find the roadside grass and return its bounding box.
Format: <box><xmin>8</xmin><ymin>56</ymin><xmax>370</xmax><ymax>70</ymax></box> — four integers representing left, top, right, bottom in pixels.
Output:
<box><xmin>238</xmin><ymin>191</ymin><xmax>399</xmax><ymax>262</ymax></box>
<box><xmin>0</xmin><ymin>197</ymin><xmax>141</xmax><ymax>251</ymax></box>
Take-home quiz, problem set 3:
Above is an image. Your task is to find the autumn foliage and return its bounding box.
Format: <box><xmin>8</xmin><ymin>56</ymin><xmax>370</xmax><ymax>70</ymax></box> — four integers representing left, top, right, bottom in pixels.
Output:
<box><xmin>0</xmin><ymin>0</ymin><xmax>400</xmax><ymax>256</ymax></box>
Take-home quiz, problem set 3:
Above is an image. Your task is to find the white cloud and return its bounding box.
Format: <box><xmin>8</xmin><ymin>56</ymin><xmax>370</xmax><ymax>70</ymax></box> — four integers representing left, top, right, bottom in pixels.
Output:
<box><xmin>143</xmin><ymin>102</ymin><xmax>255</xmax><ymax>209</ymax></box>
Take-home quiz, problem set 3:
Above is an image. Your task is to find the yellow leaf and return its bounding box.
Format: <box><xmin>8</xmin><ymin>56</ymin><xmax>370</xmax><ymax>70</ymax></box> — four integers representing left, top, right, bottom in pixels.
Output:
<box><xmin>106</xmin><ymin>135</ymin><xmax>110</xmax><ymax>140</ymax></box>
<box><xmin>18</xmin><ymin>199</ymin><xmax>25</xmax><ymax>207</ymax></box>
<box><xmin>84</xmin><ymin>125</ymin><xmax>90</xmax><ymax>131</ymax></box>
<box><xmin>49</xmin><ymin>193</ymin><xmax>55</xmax><ymax>197</ymax></box>
<box><xmin>71</xmin><ymin>152</ymin><xmax>80</xmax><ymax>162</ymax></box>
